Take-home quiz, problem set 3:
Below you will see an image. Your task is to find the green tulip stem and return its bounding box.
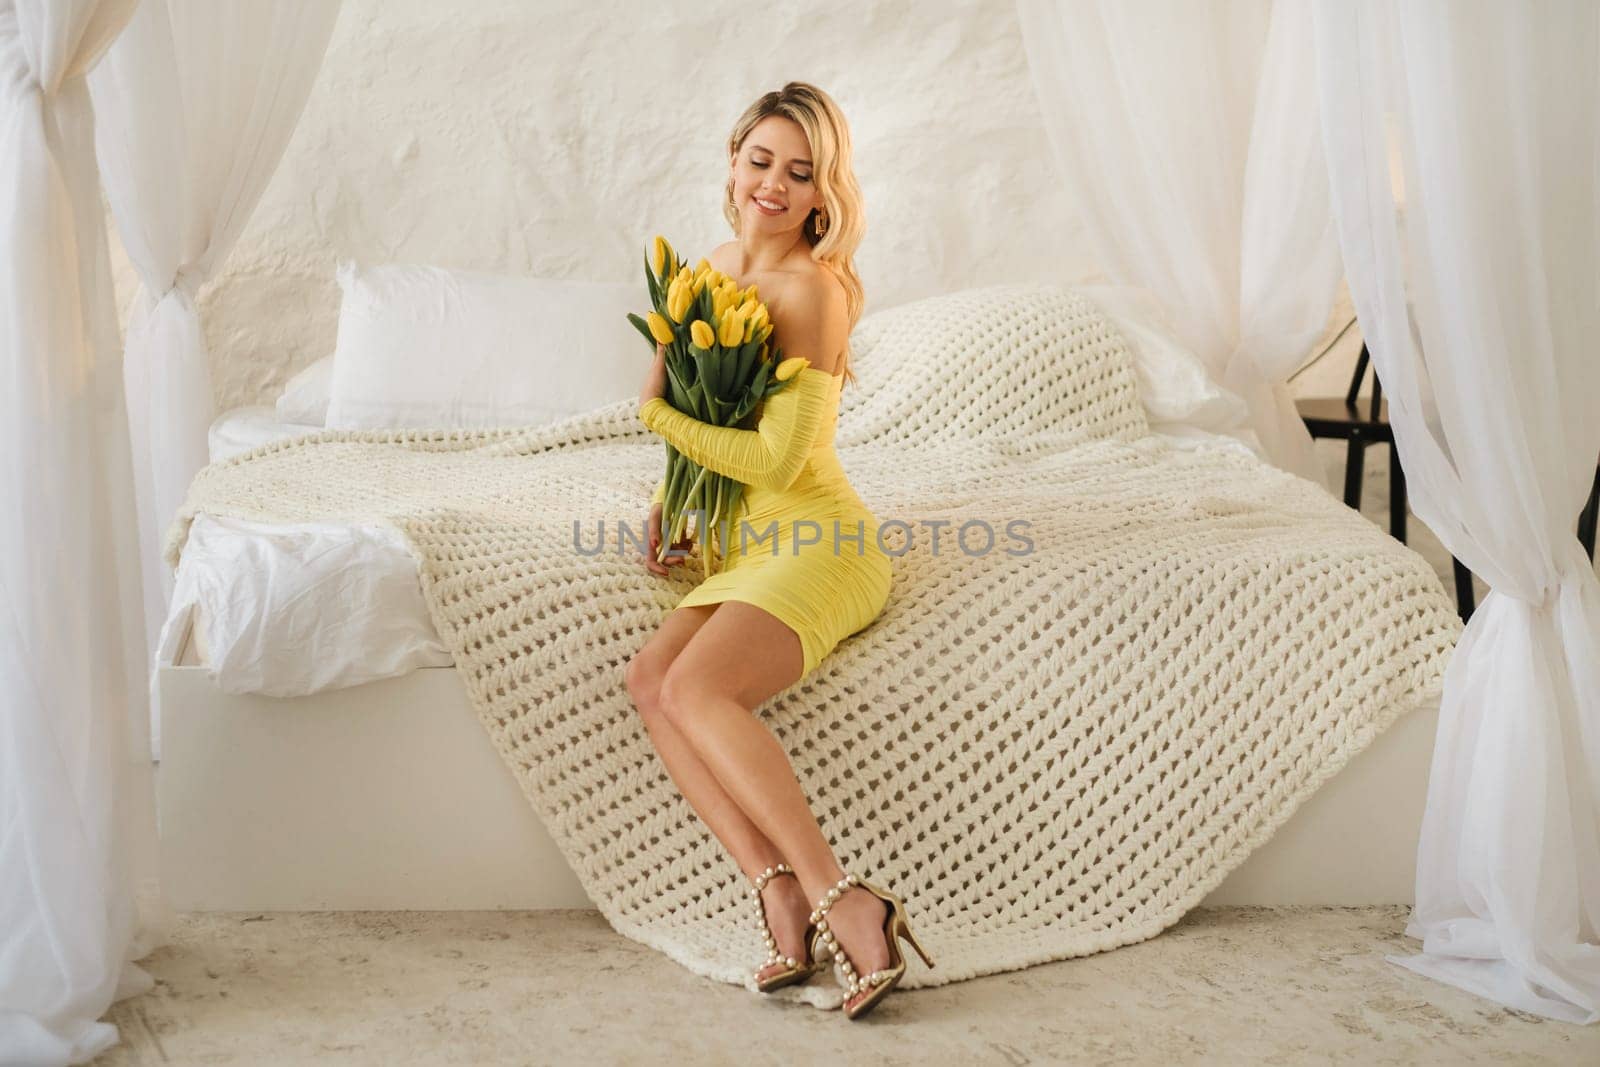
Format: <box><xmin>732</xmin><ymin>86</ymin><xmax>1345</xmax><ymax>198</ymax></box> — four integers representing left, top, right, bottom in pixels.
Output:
<box><xmin>679</xmin><ymin>463</ymin><xmax>709</xmax><ymax>543</ymax></box>
<box><xmin>706</xmin><ymin>476</ymin><xmax>727</xmax><ymax>576</ymax></box>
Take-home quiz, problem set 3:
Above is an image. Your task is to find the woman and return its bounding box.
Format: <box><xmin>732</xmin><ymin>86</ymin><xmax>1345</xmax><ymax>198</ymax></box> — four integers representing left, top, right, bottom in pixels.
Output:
<box><xmin>628</xmin><ymin>82</ymin><xmax>931</xmax><ymax>1021</ymax></box>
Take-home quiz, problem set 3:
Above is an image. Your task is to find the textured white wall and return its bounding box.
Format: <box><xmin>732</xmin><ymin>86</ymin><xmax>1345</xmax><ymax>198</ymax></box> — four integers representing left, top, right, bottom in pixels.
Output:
<box><xmin>111</xmin><ymin>0</ymin><xmax>1113</xmax><ymax>412</ymax></box>
<box><xmin>108</xmin><ymin>0</ymin><xmax>1362</xmax><ymax>412</ymax></box>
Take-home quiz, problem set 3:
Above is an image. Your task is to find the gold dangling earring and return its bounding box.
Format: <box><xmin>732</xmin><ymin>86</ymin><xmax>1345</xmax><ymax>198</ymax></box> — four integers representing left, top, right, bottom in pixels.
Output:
<box><xmin>815</xmin><ymin>208</ymin><xmax>828</xmax><ymax>237</ymax></box>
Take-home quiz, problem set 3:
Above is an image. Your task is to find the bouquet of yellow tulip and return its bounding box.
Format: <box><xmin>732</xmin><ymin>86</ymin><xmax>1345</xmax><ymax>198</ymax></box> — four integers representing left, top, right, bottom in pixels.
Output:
<box><xmin>627</xmin><ymin>234</ymin><xmax>798</xmax><ymax>578</ymax></box>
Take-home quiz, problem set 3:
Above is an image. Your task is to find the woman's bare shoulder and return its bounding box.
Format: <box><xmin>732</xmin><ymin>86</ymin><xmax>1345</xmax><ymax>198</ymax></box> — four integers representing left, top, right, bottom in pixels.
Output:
<box><xmin>767</xmin><ymin>268</ymin><xmax>847</xmax><ymax>375</ymax></box>
<box><xmin>780</xmin><ymin>257</ymin><xmax>845</xmax><ymax>311</ymax></box>
<box><xmin>802</xmin><ymin>260</ymin><xmax>846</xmax><ymax>301</ymax></box>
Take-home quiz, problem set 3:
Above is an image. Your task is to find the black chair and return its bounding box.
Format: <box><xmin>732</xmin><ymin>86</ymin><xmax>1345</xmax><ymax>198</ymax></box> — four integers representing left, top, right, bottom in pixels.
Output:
<box><xmin>1299</xmin><ymin>342</ymin><xmax>1600</xmax><ymax>622</ymax></box>
<box><xmin>1582</xmin><ymin>471</ymin><xmax>1600</xmax><ymax>563</ymax></box>
<box><xmin>1296</xmin><ymin>342</ymin><xmax>1407</xmax><ymax>541</ymax></box>
<box><xmin>1297</xmin><ymin>342</ymin><xmax>1474</xmax><ymax>615</ymax></box>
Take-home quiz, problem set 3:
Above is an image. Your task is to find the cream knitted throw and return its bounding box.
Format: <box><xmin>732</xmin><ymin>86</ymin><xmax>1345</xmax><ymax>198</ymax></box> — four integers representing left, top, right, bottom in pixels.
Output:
<box><xmin>165</xmin><ymin>284</ymin><xmax>1461</xmax><ymax>1008</ymax></box>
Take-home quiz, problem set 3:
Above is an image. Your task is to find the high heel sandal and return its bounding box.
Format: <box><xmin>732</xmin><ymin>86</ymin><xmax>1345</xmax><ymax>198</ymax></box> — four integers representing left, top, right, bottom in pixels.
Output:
<box><xmin>748</xmin><ymin>863</ymin><xmax>823</xmax><ymax>993</ymax></box>
<box><xmin>807</xmin><ymin>872</ymin><xmax>936</xmax><ymax>1020</ymax></box>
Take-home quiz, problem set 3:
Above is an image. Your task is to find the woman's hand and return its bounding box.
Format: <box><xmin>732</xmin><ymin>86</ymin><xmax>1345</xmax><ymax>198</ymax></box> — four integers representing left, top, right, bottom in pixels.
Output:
<box><xmin>640</xmin><ymin>342</ymin><xmax>668</xmax><ymax>408</ymax></box>
<box><xmin>645</xmin><ymin>501</ymin><xmax>693</xmax><ymax>575</ymax></box>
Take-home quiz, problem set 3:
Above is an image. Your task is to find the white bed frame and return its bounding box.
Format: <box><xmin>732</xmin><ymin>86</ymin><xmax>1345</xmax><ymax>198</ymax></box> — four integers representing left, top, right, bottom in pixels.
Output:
<box><xmin>155</xmin><ymin>603</ymin><xmax>1440</xmax><ymax>911</ymax></box>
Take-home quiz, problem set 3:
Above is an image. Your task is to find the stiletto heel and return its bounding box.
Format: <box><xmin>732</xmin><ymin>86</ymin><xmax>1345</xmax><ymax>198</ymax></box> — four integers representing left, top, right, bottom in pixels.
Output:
<box><xmin>808</xmin><ymin>872</ymin><xmax>935</xmax><ymax>1020</ymax></box>
<box><xmin>747</xmin><ymin>863</ymin><xmax>822</xmax><ymax>993</ymax></box>
<box><xmin>892</xmin><ymin>909</ymin><xmax>936</xmax><ymax>970</ymax></box>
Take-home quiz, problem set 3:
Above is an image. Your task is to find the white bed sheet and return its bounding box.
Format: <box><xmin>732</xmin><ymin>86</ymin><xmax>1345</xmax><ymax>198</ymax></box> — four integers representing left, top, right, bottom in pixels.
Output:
<box><xmin>156</xmin><ymin>513</ymin><xmax>452</xmax><ymax>698</ymax></box>
<box><xmin>209</xmin><ymin>403</ymin><xmax>325</xmax><ymax>462</ymax></box>
<box><xmin>156</xmin><ymin>407</ymin><xmax>451</xmax><ymax>701</ymax></box>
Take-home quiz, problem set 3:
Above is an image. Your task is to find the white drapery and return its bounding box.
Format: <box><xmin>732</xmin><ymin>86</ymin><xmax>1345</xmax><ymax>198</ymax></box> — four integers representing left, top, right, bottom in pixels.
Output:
<box><xmin>1314</xmin><ymin>0</ymin><xmax>1600</xmax><ymax>1024</ymax></box>
<box><xmin>88</xmin><ymin>0</ymin><xmax>342</xmax><ymax>657</ymax></box>
<box><xmin>0</xmin><ymin>1</ymin><xmax>171</xmax><ymax>1064</ymax></box>
<box><xmin>1017</xmin><ymin>0</ymin><xmax>1343</xmax><ymax>485</ymax></box>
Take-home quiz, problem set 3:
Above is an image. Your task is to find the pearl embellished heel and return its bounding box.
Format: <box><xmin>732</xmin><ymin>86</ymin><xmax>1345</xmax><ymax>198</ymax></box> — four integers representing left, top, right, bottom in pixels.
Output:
<box><xmin>807</xmin><ymin>872</ymin><xmax>936</xmax><ymax>1020</ymax></box>
<box><xmin>748</xmin><ymin>863</ymin><xmax>822</xmax><ymax>993</ymax></box>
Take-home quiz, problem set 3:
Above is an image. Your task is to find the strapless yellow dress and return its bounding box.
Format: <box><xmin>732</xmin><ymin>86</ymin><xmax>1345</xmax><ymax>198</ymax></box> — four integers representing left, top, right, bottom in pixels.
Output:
<box><xmin>639</xmin><ymin>363</ymin><xmax>893</xmax><ymax>678</ymax></box>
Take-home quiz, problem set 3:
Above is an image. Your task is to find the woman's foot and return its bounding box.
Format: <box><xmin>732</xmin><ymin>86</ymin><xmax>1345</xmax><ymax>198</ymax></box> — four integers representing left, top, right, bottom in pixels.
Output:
<box><xmin>818</xmin><ymin>886</ymin><xmax>890</xmax><ymax>1013</ymax></box>
<box><xmin>755</xmin><ymin>872</ymin><xmax>815</xmax><ymax>986</ymax></box>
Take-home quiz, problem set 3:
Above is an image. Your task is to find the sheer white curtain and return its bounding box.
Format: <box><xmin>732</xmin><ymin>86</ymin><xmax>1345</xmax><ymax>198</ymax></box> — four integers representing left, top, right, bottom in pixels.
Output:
<box><xmin>88</xmin><ymin>0</ymin><xmax>342</xmax><ymax>657</ymax></box>
<box><xmin>1315</xmin><ymin>0</ymin><xmax>1600</xmax><ymax>1024</ymax></box>
<box><xmin>1017</xmin><ymin>0</ymin><xmax>1343</xmax><ymax>484</ymax></box>
<box><xmin>0</xmin><ymin>1</ymin><xmax>171</xmax><ymax>1064</ymax></box>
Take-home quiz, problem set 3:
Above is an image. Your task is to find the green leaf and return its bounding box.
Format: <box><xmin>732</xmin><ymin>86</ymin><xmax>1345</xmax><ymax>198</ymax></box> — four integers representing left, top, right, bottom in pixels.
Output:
<box><xmin>664</xmin><ymin>359</ymin><xmax>692</xmax><ymax>408</ymax></box>
<box><xmin>734</xmin><ymin>337</ymin><xmax>760</xmax><ymax>383</ymax></box>
<box><xmin>706</xmin><ymin>344</ymin><xmax>730</xmax><ymax>400</ymax></box>
<box><xmin>644</xmin><ymin>260</ymin><xmax>655</xmax><ymax>306</ymax></box>
<box><xmin>626</xmin><ymin>312</ymin><xmax>657</xmax><ymax>348</ymax></box>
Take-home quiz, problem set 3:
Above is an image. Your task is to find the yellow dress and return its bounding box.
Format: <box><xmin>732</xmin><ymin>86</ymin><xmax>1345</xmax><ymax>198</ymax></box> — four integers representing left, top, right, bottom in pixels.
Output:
<box><xmin>639</xmin><ymin>364</ymin><xmax>893</xmax><ymax>678</ymax></box>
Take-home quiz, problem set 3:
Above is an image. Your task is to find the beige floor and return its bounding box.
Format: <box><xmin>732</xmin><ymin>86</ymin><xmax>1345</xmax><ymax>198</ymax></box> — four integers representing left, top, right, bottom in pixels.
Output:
<box><xmin>93</xmin><ymin>907</ymin><xmax>1596</xmax><ymax>1066</ymax></box>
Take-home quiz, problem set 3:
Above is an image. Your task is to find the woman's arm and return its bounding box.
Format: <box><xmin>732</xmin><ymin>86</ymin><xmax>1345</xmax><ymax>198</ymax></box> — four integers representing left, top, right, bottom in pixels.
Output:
<box><xmin>638</xmin><ymin>273</ymin><xmax>847</xmax><ymax>493</ymax></box>
<box><xmin>650</xmin><ymin>477</ymin><xmax>666</xmax><ymax>506</ymax></box>
<box><xmin>639</xmin><ymin>365</ymin><xmax>834</xmax><ymax>491</ymax></box>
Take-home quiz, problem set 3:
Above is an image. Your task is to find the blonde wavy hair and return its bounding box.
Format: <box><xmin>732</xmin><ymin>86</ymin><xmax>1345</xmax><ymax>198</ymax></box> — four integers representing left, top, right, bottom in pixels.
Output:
<box><xmin>723</xmin><ymin>82</ymin><xmax>866</xmax><ymax>388</ymax></box>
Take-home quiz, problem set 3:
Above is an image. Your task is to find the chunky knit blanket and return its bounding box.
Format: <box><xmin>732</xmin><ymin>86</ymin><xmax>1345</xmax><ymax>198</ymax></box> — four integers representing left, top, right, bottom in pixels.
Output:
<box><xmin>165</xmin><ymin>284</ymin><xmax>1461</xmax><ymax>1008</ymax></box>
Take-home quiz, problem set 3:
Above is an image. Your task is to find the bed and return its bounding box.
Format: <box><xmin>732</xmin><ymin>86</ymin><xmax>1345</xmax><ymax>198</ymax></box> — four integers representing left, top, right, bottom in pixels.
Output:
<box><xmin>155</xmin><ymin>280</ymin><xmax>1459</xmax><ymax>930</ymax></box>
<box><xmin>156</xmin><ymin>611</ymin><xmax>1442</xmax><ymax>911</ymax></box>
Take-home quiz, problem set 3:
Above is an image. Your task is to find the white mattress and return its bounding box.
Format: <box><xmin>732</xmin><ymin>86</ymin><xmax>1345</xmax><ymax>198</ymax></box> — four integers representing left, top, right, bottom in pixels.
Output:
<box><xmin>156</xmin><ymin>408</ymin><xmax>451</xmax><ymax>699</ymax></box>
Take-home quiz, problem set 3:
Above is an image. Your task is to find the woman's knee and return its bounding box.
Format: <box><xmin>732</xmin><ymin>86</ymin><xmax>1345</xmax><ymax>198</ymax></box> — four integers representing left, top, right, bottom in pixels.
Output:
<box><xmin>657</xmin><ymin>667</ymin><xmax>717</xmax><ymax>732</ymax></box>
<box><xmin>625</xmin><ymin>647</ymin><xmax>669</xmax><ymax>718</ymax></box>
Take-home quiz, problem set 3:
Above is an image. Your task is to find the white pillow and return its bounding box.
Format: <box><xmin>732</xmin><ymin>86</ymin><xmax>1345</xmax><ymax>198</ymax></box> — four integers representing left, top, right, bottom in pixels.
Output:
<box><xmin>1076</xmin><ymin>285</ymin><xmax>1249</xmax><ymax>433</ymax></box>
<box><xmin>275</xmin><ymin>354</ymin><xmax>335</xmax><ymax>425</ymax></box>
<box><xmin>324</xmin><ymin>261</ymin><xmax>648</xmax><ymax>430</ymax></box>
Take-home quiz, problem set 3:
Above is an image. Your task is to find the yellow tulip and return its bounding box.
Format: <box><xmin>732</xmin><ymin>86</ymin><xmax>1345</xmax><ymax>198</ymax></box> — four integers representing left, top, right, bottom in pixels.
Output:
<box><xmin>651</xmin><ymin>235</ymin><xmax>672</xmax><ymax>277</ymax></box>
<box><xmin>743</xmin><ymin>315</ymin><xmax>758</xmax><ymax>344</ymax></box>
<box><xmin>736</xmin><ymin>298</ymin><xmax>758</xmax><ymax>319</ymax></box>
<box><xmin>749</xmin><ymin>304</ymin><xmax>769</xmax><ymax>333</ymax></box>
<box><xmin>743</xmin><ymin>283</ymin><xmax>759</xmax><ymax>303</ymax></box>
<box><xmin>717</xmin><ymin>308</ymin><xmax>745</xmax><ymax>347</ymax></box>
<box><xmin>646</xmin><ymin>312</ymin><xmax>675</xmax><ymax>345</ymax></box>
<box><xmin>666</xmin><ymin>278</ymin><xmax>692</xmax><ymax>323</ymax></box>
<box><xmin>690</xmin><ymin>320</ymin><xmax>715</xmax><ymax>348</ymax></box>
<box><xmin>774</xmin><ymin>356</ymin><xmax>810</xmax><ymax>381</ymax></box>
<box><xmin>711</xmin><ymin>287</ymin><xmax>735</xmax><ymax>320</ymax></box>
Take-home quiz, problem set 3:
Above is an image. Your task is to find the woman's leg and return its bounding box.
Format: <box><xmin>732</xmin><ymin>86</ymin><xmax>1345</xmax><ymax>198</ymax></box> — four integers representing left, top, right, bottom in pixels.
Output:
<box><xmin>625</xmin><ymin>602</ymin><xmax>811</xmax><ymax>982</ymax></box>
<box><xmin>657</xmin><ymin>601</ymin><xmax>890</xmax><ymax>1010</ymax></box>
